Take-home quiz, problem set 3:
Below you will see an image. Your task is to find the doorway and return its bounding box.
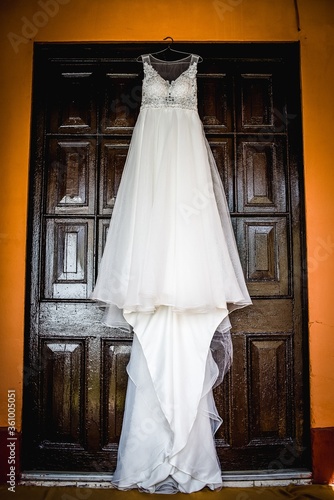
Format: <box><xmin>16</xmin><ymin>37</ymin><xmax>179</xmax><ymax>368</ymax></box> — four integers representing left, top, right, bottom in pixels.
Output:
<box><xmin>23</xmin><ymin>42</ymin><xmax>310</xmax><ymax>474</ymax></box>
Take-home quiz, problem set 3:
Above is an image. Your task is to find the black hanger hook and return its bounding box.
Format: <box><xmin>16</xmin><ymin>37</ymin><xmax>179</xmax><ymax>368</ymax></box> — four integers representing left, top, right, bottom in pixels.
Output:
<box><xmin>163</xmin><ymin>36</ymin><xmax>174</xmax><ymax>45</ymax></box>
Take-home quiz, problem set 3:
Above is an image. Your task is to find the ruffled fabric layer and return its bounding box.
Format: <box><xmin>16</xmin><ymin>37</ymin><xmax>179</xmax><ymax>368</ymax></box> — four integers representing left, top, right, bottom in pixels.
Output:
<box><xmin>91</xmin><ymin>107</ymin><xmax>251</xmax><ymax>321</ymax></box>
<box><xmin>112</xmin><ymin>306</ymin><xmax>225</xmax><ymax>493</ymax></box>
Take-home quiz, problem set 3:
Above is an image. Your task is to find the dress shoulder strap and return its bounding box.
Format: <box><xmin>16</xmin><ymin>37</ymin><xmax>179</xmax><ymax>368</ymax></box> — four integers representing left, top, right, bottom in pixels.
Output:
<box><xmin>190</xmin><ymin>54</ymin><xmax>200</xmax><ymax>65</ymax></box>
<box><xmin>141</xmin><ymin>54</ymin><xmax>150</xmax><ymax>65</ymax></box>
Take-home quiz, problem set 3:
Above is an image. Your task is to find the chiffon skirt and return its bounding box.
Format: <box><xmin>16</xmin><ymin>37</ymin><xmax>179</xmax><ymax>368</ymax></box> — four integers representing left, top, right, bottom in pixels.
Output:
<box><xmin>91</xmin><ymin>106</ymin><xmax>252</xmax><ymax>493</ymax></box>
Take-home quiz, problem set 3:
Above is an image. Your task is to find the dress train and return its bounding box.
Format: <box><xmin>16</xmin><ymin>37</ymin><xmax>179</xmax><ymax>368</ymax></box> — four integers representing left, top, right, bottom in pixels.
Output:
<box><xmin>112</xmin><ymin>306</ymin><xmax>225</xmax><ymax>493</ymax></box>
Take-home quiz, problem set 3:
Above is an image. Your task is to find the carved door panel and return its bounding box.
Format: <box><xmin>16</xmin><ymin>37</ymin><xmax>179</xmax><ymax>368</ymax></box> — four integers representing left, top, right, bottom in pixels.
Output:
<box><xmin>23</xmin><ymin>43</ymin><xmax>309</xmax><ymax>473</ymax></box>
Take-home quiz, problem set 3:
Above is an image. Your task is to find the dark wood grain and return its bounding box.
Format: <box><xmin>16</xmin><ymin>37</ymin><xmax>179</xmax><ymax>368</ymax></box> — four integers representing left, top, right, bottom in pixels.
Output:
<box><xmin>23</xmin><ymin>42</ymin><xmax>309</xmax><ymax>473</ymax></box>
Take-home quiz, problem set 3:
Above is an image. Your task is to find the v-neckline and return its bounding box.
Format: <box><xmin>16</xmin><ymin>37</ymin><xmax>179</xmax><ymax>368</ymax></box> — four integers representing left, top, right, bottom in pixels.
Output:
<box><xmin>147</xmin><ymin>54</ymin><xmax>195</xmax><ymax>85</ymax></box>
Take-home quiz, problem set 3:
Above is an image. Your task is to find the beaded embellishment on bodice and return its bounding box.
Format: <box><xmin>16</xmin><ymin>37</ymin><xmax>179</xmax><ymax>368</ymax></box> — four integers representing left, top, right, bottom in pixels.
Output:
<box><xmin>141</xmin><ymin>54</ymin><xmax>199</xmax><ymax>111</ymax></box>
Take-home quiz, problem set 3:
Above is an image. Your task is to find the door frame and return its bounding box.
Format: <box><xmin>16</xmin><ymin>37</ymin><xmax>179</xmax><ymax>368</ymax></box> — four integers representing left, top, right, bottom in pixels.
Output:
<box><xmin>22</xmin><ymin>41</ymin><xmax>310</xmax><ymax>479</ymax></box>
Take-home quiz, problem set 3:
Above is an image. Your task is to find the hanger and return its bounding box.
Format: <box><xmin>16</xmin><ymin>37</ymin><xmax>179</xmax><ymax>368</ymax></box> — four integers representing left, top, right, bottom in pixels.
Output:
<box><xmin>136</xmin><ymin>37</ymin><xmax>203</xmax><ymax>62</ymax></box>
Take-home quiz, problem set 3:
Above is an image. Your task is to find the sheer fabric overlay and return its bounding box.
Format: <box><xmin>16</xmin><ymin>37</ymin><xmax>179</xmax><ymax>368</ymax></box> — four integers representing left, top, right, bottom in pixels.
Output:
<box><xmin>91</xmin><ymin>53</ymin><xmax>252</xmax><ymax>493</ymax></box>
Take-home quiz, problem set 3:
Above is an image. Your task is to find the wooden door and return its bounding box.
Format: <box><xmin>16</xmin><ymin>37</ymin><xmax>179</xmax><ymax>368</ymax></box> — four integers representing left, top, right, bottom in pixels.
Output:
<box><xmin>23</xmin><ymin>43</ymin><xmax>309</xmax><ymax>473</ymax></box>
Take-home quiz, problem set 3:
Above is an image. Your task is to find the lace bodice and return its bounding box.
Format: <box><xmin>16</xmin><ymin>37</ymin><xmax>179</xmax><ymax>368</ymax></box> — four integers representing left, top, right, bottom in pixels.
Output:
<box><xmin>140</xmin><ymin>54</ymin><xmax>199</xmax><ymax>111</ymax></box>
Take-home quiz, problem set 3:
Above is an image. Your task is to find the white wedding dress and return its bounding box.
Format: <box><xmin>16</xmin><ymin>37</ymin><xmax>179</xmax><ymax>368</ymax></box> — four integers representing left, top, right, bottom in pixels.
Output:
<box><xmin>91</xmin><ymin>53</ymin><xmax>252</xmax><ymax>493</ymax></box>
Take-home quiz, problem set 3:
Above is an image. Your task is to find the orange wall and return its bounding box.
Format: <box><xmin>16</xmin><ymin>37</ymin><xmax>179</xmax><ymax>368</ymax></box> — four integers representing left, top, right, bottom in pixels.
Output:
<box><xmin>0</xmin><ymin>0</ymin><xmax>333</xmax><ymax>432</ymax></box>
